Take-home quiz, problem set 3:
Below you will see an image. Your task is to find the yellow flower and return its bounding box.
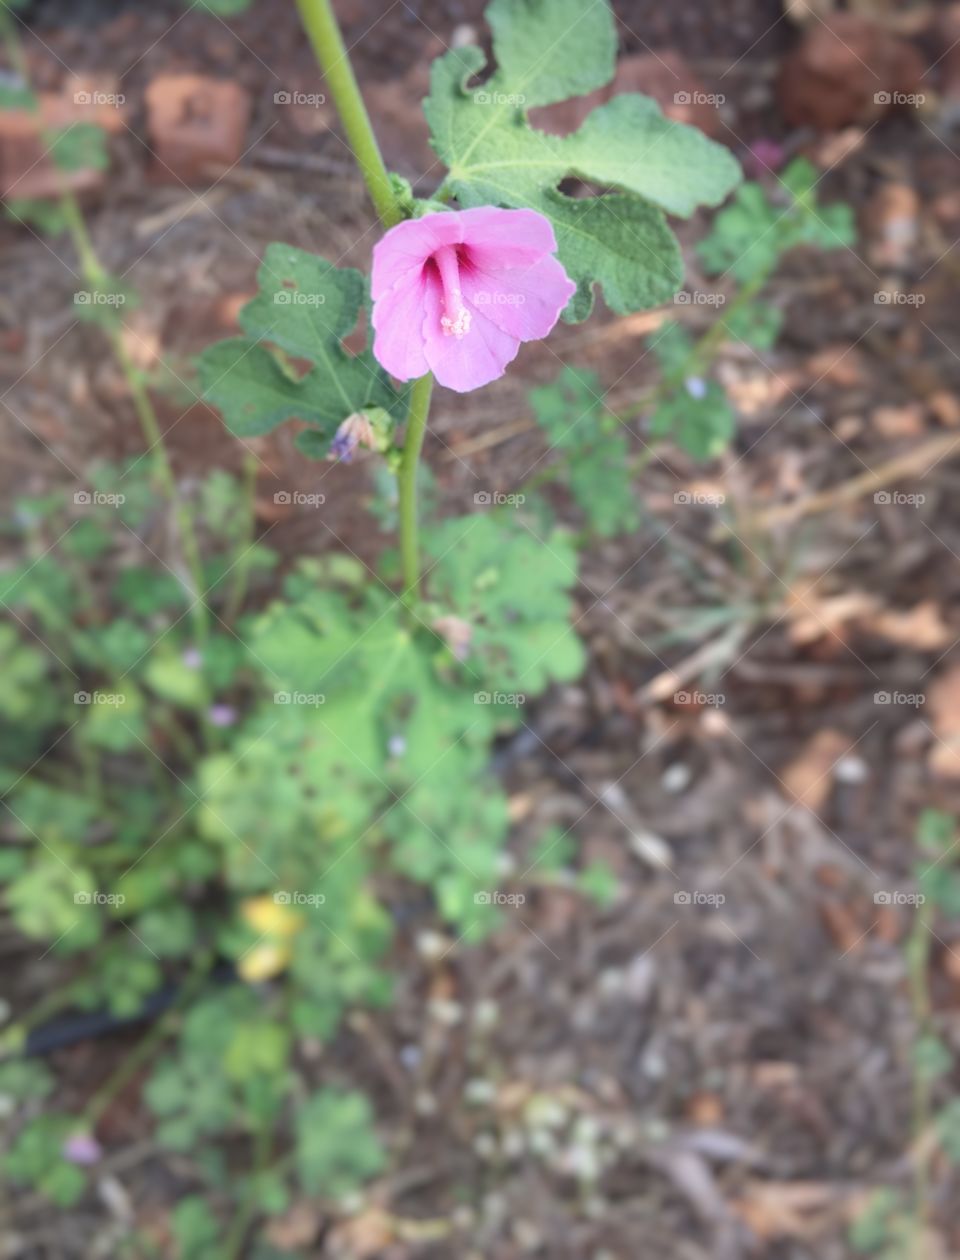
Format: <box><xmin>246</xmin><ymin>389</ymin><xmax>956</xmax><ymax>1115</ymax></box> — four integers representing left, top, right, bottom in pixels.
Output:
<box><xmin>236</xmin><ymin>895</ymin><xmax>305</xmax><ymax>982</ymax></box>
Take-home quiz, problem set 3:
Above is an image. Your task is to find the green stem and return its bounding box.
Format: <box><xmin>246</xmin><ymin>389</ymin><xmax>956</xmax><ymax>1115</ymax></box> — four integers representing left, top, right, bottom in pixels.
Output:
<box><xmin>398</xmin><ymin>373</ymin><xmax>434</xmax><ymax>607</ymax></box>
<box><xmin>295</xmin><ymin>0</ymin><xmax>434</xmax><ymax>609</ymax></box>
<box><xmin>0</xmin><ymin>15</ymin><xmax>208</xmax><ymax>640</ymax></box>
<box><xmin>293</xmin><ymin>0</ymin><xmax>401</xmax><ymax>228</ymax></box>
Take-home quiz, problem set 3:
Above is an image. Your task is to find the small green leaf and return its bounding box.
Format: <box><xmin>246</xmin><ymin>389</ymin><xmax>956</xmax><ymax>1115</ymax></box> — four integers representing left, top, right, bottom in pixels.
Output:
<box><xmin>294</xmin><ymin>1090</ymin><xmax>385</xmax><ymax>1198</ymax></box>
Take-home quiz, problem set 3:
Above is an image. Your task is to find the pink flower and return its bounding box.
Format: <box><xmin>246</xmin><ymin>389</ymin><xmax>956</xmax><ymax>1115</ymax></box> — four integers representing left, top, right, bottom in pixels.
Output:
<box><xmin>371</xmin><ymin>207</ymin><xmax>575</xmax><ymax>393</ymax></box>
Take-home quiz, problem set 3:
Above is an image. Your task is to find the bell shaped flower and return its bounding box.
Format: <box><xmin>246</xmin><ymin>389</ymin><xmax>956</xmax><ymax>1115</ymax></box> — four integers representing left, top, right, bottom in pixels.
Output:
<box><xmin>371</xmin><ymin>206</ymin><xmax>575</xmax><ymax>393</ymax></box>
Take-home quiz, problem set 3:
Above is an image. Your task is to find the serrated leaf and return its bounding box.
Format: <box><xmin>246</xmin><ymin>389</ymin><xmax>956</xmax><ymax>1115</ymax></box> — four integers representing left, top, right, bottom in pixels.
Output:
<box><xmin>425</xmin><ymin>0</ymin><xmax>739</xmax><ymax>320</ymax></box>
<box><xmin>198</xmin><ymin>339</ymin><xmax>338</xmax><ymax>437</ymax></box>
<box><xmin>425</xmin><ymin>514</ymin><xmax>584</xmax><ymax>691</ymax></box>
<box><xmin>199</xmin><ymin>246</ymin><xmax>401</xmax><ymax>440</ymax></box>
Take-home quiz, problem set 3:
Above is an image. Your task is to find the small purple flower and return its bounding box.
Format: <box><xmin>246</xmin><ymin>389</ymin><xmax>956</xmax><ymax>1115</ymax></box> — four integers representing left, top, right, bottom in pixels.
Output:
<box><xmin>182</xmin><ymin>647</ymin><xmax>203</xmax><ymax>670</ymax></box>
<box><xmin>208</xmin><ymin>704</ymin><xmax>238</xmax><ymax>728</ymax></box>
<box><xmin>744</xmin><ymin>139</ymin><xmax>786</xmax><ymax>179</ymax></box>
<box><xmin>330</xmin><ymin>412</ymin><xmax>376</xmax><ymax>463</ymax></box>
<box><xmin>685</xmin><ymin>376</ymin><xmax>708</xmax><ymax>400</ymax></box>
<box><xmin>62</xmin><ymin>1132</ymin><xmax>102</xmax><ymax>1166</ymax></box>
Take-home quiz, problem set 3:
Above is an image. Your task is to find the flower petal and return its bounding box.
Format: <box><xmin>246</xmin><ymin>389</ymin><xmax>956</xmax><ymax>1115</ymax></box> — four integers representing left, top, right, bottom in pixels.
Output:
<box><xmin>460</xmin><ymin>254</ymin><xmax>576</xmax><ymax>342</ymax></box>
<box><xmin>371</xmin><ymin>214</ymin><xmax>464</xmax><ymax>297</ymax></box>
<box><xmin>371</xmin><ymin>267</ymin><xmax>431</xmax><ymax>381</ymax></box>
<box><xmin>457</xmin><ymin>206</ymin><xmax>560</xmax><ymax>269</ymax></box>
<box><xmin>421</xmin><ymin>278</ymin><xmax>519</xmax><ymax>392</ymax></box>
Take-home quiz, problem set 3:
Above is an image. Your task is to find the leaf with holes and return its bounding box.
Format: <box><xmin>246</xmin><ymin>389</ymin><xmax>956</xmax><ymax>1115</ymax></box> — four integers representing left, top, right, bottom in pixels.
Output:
<box><xmin>424</xmin><ymin>0</ymin><xmax>739</xmax><ymax>320</ymax></box>
<box><xmin>198</xmin><ymin>245</ymin><xmax>403</xmax><ymax>443</ymax></box>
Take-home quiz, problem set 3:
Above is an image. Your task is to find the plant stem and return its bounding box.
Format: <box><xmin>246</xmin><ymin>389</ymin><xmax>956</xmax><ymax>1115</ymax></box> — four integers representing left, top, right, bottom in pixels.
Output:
<box><xmin>293</xmin><ymin>0</ymin><xmax>401</xmax><ymax>228</ymax></box>
<box><xmin>398</xmin><ymin>373</ymin><xmax>434</xmax><ymax>606</ymax></box>
<box><xmin>295</xmin><ymin>0</ymin><xmax>434</xmax><ymax>608</ymax></box>
<box><xmin>0</xmin><ymin>14</ymin><xmax>208</xmax><ymax>640</ymax></box>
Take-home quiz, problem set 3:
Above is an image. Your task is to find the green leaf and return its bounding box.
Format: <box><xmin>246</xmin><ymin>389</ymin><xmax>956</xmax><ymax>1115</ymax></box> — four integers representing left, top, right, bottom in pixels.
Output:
<box><xmin>199</xmin><ymin>245</ymin><xmax>401</xmax><ymax>441</ymax></box>
<box><xmin>294</xmin><ymin>1090</ymin><xmax>385</xmax><ymax>1198</ymax></box>
<box><xmin>424</xmin><ymin>0</ymin><xmax>739</xmax><ymax>319</ymax></box>
<box><xmin>649</xmin><ymin>372</ymin><xmax>736</xmax><ymax>462</ymax></box>
<box><xmin>3</xmin><ymin>1116</ymin><xmax>87</xmax><ymax>1207</ymax></box>
<box><xmin>697</xmin><ymin>158</ymin><xmax>855</xmax><ymax>284</ymax></box>
<box><xmin>171</xmin><ymin>1197</ymin><xmax>224</xmax><ymax>1260</ymax></box>
<box><xmin>51</xmin><ymin>122</ymin><xmax>109</xmax><ymax>173</ymax></box>
<box><xmin>425</xmin><ymin>514</ymin><xmax>585</xmax><ymax>692</ymax></box>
